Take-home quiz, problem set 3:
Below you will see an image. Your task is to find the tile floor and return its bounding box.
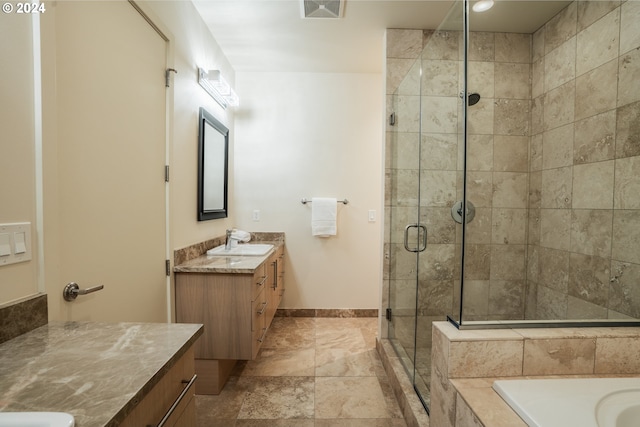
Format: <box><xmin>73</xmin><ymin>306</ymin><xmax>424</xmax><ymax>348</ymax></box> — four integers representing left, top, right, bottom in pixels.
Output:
<box><xmin>195</xmin><ymin>317</ymin><xmax>407</xmax><ymax>426</ymax></box>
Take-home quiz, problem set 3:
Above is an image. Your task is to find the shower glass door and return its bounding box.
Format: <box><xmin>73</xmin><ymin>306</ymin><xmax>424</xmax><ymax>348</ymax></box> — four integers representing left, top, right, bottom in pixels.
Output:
<box><xmin>386</xmin><ymin>0</ymin><xmax>466</xmax><ymax>410</ymax></box>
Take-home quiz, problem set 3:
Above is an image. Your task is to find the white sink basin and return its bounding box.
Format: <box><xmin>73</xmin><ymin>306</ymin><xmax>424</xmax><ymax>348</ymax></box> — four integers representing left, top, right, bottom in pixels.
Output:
<box><xmin>206</xmin><ymin>244</ymin><xmax>274</xmax><ymax>256</ymax></box>
<box><xmin>0</xmin><ymin>412</ymin><xmax>74</xmax><ymax>427</ymax></box>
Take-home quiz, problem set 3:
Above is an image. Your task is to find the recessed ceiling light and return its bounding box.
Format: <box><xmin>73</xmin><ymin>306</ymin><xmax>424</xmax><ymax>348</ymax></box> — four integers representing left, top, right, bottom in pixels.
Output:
<box><xmin>473</xmin><ymin>0</ymin><xmax>494</xmax><ymax>12</ymax></box>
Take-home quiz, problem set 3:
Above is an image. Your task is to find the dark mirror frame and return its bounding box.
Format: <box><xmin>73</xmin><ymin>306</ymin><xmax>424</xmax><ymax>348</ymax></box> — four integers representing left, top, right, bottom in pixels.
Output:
<box><xmin>197</xmin><ymin>107</ymin><xmax>229</xmax><ymax>221</ymax></box>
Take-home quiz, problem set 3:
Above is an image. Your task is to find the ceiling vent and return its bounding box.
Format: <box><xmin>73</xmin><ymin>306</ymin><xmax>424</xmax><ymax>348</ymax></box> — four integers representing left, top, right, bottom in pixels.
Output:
<box><xmin>301</xmin><ymin>0</ymin><xmax>344</xmax><ymax>18</ymax></box>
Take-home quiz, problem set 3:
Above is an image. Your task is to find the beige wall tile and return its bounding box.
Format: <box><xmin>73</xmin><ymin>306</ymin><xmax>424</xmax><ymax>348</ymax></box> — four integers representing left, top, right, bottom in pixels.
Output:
<box><xmin>577</xmin><ymin>0</ymin><xmax>621</xmax><ymax>32</ymax></box>
<box><xmin>539</xmin><ymin>247</ymin><xmax>570</xmax><ymax>293</ymax></box>
<box><xmin>421</xmin><ymin>133</ymin><xmax>458</xmax><ymax>170</ymax></box>
<box><xmin>532</xmin><ymin>58</ymin><xmax>544</xmax><ymax>98</ymax></box>
<box><xmin>530</xmin><ymin>133</ymin><xmax>543</xmax><ymax>171</ymax></box>
<box><xmin>544</xmin><ymin>80</ymin><xmax>575</xmax><ymax>130</ymax></box>
<box><xmin>495</xmin><ymin>33</ymin><xmax>531</xmax><ymax>63</ymax></box>
<box><xmin>495</xmin><ymin>63</ymin><xmax>531</xmax><ymax>99</ymax></box>
<box><xmin>449</xmin><ymin>339</ymin><xmax>523</xmax><ymax>377</ymax></box>
<box><xmin>494</xmin><ymin>99</ymin><xmax>530</xmax><ymax>136</ymax></box>
<box><xmin>532</xmin><ymin>27</ymin><xmax>545</xmax><ymax>63</ymax></box>
<box><xmin>537</xmin><ymin>285</ymin><xmax>568</xmax><ymax>319</ymax></box>
<box><xmin>572</xmin><ymin>160</ymin><xmax>615</xmax><ymax>209</ymax></box>
<box><xmin>614</xmin><ymin>156</ymin><xmax>640</xmax><ymax>209</ymax></box>
<box><xmin>617</xmin><ymin>46</ymin><xmax>640</xmax><ymax>108</ymax></box>
<box><xmin>615</xmin><ymin>100</ymin><xmax>640</xmax><ymax>158</ymax></box>
<box><xmin>620</xmin><ymin>0</ymin><xmax>640</xmax><ymax>54</ymax></box>
<box><xmin>489</xmin><ymin>280</ymin><xmax>525</xmax><ymax>317</ymax></box>
<box><xmin>421</xmin><ymin>95</ymin><xmax>458</xmax><ymax>133</ymax></box>
<box><xmin>573</xmin><ymin>109</ymin><xmax>616</xmax><ymax>164</ymax></box>
<box><xmin>468</xmin><ymin>61</ymin><xmax>495</xmax><ymax>98</ymax></box>
<box><xmin>465</xmin><ymin>208</ymin><xmax>492</xmax><ymax>244</ymax></box>
<box><xmin>612</xmin><ymin>210</ymin><xmax>640</xmax><ymax>264</ymax></box>
<box><xmin>494</xmin><ymin>135</ymin><xmax>529</xmax><ymax>172</ymax></box>
<box><xmin>523</xmin><ymin>338</ymin><xmax>596</xmax><ymax>375</ymax></box>
<box><xmin>541</xmin><ymin>166</ymin><xmax>572</xmax><ymax>209</ymax></box>
<box><xmin>423</xmin><ymin>30</ymin><xmax>460</xmax><ymax>61</ymax></box>
<box><xmin>466</xmin><ymin>171</ymin><xmax>493</xmax><ymax>207</ymax></box>
<box><xmin>545</xmin><ymin>2</ymin><xmax>577</xmax><ymax>54</ymax></box>
<box><xmin>387</xmin><ymin>29</ymin><xmax>423</xmax><ymax>59</ymax></box>
<box><xmin>543</xmin><ymin>123</ymin><xmax>574</xmax><ymax>169</ymax></box>
<box><xmin>420</xmin><ymin>170</ymin><xmax>456</xmax><ymax>207</ymax></box>
<box><xmin>469</xmin><ymin>32</ymin><xmax>495</xmax><ymax>62</ymax></box>
<box><xmin>544</xmin><ymin>36</ymin><xmax>576</xmax><ymax>91</ymax></box>
<box><xmin>570</xmin><ymin>209</ymin><xmax>613</xmax><ymax>258</ymax></box>
<box><xmin>575</xmin><ymin>59</ymin><xmax>618</xmax><ymax>121</ymax></box>
<box><xmin>529</xmin><ymin>171</ymin><xmax>542</xmax><ymax>209</ymax></box>
<box><xmin>463</xmin><ymin>280</ymin><xmax>490</xmax><ymax>316</ymax></box>
<box><xmin>468</xmin><ymin>98</ymin><xmax>495</xmax><ymax>135</ymax></box>
<box><xmin>387</xmin><ymin>58</ymin><xmax>417</xmax><ymax>95</ymax></box>
<box><xmin>422</xmin><ymin>60</ymin><xmax>458</xmax><ymax>97</ymax></box>
<box><xmin>393</xmin><ymin>95</ymin><xmax>420</xmax><ymax>133</ymax></box>
<box><xmin>595</xmin><ymin>336</ymin><xmax>640</xmax><ymax>373</ymax></box>
<box><xmin>490</xmin><ymin>245</ymin><xmax>526</xmax><ymax>281</ymax></box>
<box><xmin>467</xmin><ymin>134</ymin><xmax>494</xmax><ymax>171</ymax></box>
<box><xmin>394</xmin><ymin>60</ymin><xmax>421</xmax><ymax>96</ymax></box>
<box><xmin>464</xmin><ymin>245</ymin><xmax>491</xmax><ymax>281</ymax></box>
<box><xmin>492</xmin><ymin>208</ymin><xmax>527</xmax><ymax>245</ymax></box>
<box><xmin>609</xmin><ymin>260</ymin><xmax>640</xmax><ymax>318</ymax></box>
<box><xmin>567</xmin><ymin>295</ymin><xmax>608</xmax><ymax>319</ymax></box>
<box><xmin>569</xmin><ymin>253</ymin><xmax>611</xmax><ymax>307</ymax></box>
<box><xmin>576</xmin><ymin>8</ymin><xmax>620</xmax><ymax>76</ymax></box>
<box><xmin>421</xmin><ymin>207</ymin><xmax>456</xmax><ymax>244</ymax></box>
<box><xmin>420</xmin><ymin>243</ymin><xmax>456</xmax><ymax>281</ymax></box>
<box><xmin>540</xmin><ymin>209</ymin><xmax>571</xmax><ymax>250</ymax></box>
<box><xmin>493</xmin><ymin>172</ymin><xmax>528</xmax><ymax>208</ymax></box>
<box><xmin>455</xmin><ymin>394</ymin><xmax>484</xmax><ymax>427</ymax></box>
<box><xmin>531</xmin><ymin>96</ymin><xmax>544</xmax><ymax>136</ymax></box>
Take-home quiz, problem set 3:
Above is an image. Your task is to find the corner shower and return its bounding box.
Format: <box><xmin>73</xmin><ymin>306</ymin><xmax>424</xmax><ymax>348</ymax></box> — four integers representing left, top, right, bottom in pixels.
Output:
<box><xmin>384</xmin><ymin>0</ymin><xmax>640</xmax><ymax>411</ymax></box>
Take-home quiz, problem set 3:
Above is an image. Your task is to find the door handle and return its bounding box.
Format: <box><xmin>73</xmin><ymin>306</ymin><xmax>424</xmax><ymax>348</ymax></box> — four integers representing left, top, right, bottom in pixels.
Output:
<box><xmin>63</xmin><ymin>282</ymin><xmax>104</xmax><ymax>301</ymax></box>
<box><xmin>403</xmin><ymin>224</ymin><xmax>427</xmax><ymax>253</ymax></box>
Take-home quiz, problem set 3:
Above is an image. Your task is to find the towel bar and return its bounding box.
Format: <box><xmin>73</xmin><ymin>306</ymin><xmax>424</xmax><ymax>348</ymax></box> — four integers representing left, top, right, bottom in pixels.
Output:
<box><xmin>301</xmin><ymin>198</ymin><xmax>349</xmax><ymax>205</ymax></box>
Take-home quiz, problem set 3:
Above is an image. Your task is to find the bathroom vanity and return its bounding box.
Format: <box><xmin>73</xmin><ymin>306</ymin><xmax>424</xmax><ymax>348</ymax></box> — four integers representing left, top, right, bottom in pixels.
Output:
<box><xmin>174</xmin><ymin>234</ymin><xmax>285</xmax><ymax>394</ymax></box>
<box><xmin>0</xmin><ymin>321</ymin><xmax>203</xmax><ymax>427</ymax></box>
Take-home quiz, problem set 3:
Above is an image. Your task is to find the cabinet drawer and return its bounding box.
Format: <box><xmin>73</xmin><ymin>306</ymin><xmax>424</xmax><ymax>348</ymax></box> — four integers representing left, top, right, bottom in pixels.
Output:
<box><xmin>252</xmin><ymin>263</ymin><xmax>268</xmax><ymax>301</ymax></box>
<box><xmin>252</xmin><ymin>289</ymin><xmax>267</xmax><ymax>359</ymax></box>
<box><xmin>120</xmin><ymin>346</ymin><xmax>196</xmax><ymax>427</ymax></box>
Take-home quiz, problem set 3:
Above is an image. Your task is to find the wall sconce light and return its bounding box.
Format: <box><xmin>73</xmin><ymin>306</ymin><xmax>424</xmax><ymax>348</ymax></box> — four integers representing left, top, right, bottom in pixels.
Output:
<box><xmin>198</xmin><ymin>68</ymin><xmax>239</xmax><ymax>108</ymax></box>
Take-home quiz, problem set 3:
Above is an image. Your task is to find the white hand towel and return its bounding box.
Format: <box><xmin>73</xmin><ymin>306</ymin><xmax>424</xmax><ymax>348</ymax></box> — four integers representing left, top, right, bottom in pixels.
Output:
<box><xmin>311</xmin><ymin>197</ymin><xmax>337</xmax><ymax>237</ymax></box>
<box><xmin>232</xmin><ymin>230</ymin><xmax>251</xmax><ymax>243</ymax></box>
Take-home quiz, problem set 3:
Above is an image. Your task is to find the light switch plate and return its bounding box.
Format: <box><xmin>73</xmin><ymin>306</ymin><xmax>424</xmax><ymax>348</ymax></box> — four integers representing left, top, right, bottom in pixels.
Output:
<box><xmin>0</xmin><ymin>222</ymin><xmax>32</xmax><ymax>266</ymax></box>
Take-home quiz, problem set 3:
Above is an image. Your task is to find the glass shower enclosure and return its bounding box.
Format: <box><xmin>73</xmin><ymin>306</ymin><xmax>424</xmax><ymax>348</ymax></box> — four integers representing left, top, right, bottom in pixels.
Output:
<box><xmin>385</xmin><ymin>0</ymin><xmax>640</xmax><ymax>412</ymax></box>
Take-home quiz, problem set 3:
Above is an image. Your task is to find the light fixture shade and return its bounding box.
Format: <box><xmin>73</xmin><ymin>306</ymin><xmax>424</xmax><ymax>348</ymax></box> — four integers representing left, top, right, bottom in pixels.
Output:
<box><xmin>472</xmin><ymin>0</ymin><xmax>494</xmax><ymax>12</ymax></box>
<box><xmin>198</xmin><ymin>68</ymin><xmax>239</xmax><ymax>108</ymax></box>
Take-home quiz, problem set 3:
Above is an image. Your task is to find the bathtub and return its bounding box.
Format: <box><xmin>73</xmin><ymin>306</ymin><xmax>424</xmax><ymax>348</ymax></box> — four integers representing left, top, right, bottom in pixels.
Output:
<box><xmin>493</xmin><ymin>377</ymin><xmax>640</xmax><ymax>427</ymax></box>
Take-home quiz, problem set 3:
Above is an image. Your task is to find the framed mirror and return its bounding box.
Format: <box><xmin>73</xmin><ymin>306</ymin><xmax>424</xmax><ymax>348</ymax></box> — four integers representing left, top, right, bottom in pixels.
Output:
<box><xmin>197</xmin><ymin>107</ymin><xmax>229</xmax><ymax>221</ymax></box>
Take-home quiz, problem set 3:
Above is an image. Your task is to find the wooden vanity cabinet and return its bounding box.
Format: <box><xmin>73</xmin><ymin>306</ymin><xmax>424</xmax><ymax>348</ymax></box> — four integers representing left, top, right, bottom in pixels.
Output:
<box><xmin>175</xmin><ymin>264</ymin><xmax>268</xmax><ymax>361</ymax></box>
<box><xmin>120</xmin><ymin>346</ymin><xmax>196</xmax><ymax>427</ymax></box>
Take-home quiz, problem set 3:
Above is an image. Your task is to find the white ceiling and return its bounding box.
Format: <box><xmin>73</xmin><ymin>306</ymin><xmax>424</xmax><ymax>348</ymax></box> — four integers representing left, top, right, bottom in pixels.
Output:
<box><xmin>192</xmin><ymin>0</ymin><xmax>571</xmax><ymax>73</ymax></box>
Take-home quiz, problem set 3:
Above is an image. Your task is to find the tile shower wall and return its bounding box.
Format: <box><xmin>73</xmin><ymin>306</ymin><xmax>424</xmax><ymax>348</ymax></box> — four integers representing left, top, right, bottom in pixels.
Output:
<box><xmin>527</xmin><ymin>0</ymin><xmax>640</xmax><ymax>321</ymax></box>
<box><xmin>462</xmin><ymin>31</ymin><xmax>532</xmax><ymax>320</ymax></box>
<box><xmin>385</xmin><ymin>0</ymin><xmax>640</xmax><ymax>327</ymax></box>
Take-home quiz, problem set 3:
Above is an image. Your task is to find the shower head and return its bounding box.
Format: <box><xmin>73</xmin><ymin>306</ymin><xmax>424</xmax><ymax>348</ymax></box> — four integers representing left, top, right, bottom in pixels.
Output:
<box><xmin>468</xmin><ymin>93</ymin><xmax>481</xmax><ymax>106</ymax></box>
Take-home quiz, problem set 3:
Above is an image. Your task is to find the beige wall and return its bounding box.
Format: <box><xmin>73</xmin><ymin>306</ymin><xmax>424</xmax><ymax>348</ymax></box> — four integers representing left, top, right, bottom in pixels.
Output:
<box><xmin>234</xmin><ymin>72</ymin><xmax>384</xmax><ymax>310</ymax></box>
<box><xmin>0</xmin><ymin>14</ymin><xmax>39</xmax><ymax>304</ymax></box>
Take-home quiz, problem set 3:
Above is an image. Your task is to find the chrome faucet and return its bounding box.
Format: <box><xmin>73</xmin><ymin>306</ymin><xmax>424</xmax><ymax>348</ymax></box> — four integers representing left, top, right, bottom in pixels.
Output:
<box><xmin>225</xmin><ymin>229</ymin><xmax>233</xmax><ymax>250</ymax></box>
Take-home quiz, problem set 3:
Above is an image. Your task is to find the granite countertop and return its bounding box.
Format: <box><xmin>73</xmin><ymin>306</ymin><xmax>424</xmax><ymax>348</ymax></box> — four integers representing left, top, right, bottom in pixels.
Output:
<box><xmin>173</xmin><ymin>241</ymin><xmax>283</xmax><ymax>274</ymax></box>
<box><xmin>0</xmin><ymin>321</ymin><xmax>203</xmax><ymax>427</ymax></box>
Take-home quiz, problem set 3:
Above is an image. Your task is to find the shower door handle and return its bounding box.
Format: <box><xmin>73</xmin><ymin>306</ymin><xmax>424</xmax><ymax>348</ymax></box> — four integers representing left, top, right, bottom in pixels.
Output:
<box><xmin>403</xmin><ymin>224</ymin><xmax>427</xmax><ymax>253</ymax></box>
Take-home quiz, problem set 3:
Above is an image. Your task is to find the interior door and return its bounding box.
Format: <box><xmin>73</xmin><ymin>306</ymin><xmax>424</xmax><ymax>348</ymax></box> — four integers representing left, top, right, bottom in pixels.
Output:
<box><xmin>54</xmin><ymin>0</ymin><xmax>167</xmax><ymax>322</ymax></box>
